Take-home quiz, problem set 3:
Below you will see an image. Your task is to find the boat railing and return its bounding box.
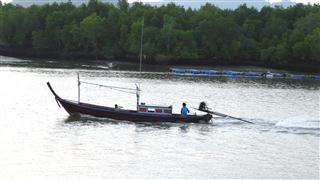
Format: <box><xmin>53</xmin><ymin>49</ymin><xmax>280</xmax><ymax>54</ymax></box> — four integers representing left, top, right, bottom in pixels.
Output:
<box><xmin>138</xmin><ymin>104</ymin><xmax>173</xmax><ymax>114</ymax></box>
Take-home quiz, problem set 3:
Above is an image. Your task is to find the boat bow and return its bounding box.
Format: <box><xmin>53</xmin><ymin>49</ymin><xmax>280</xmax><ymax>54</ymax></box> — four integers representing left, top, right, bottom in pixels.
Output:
<box><xmin>47</xmin><ymin>82</ymin><xmax>62</xmax><ymax>108</ymax></box>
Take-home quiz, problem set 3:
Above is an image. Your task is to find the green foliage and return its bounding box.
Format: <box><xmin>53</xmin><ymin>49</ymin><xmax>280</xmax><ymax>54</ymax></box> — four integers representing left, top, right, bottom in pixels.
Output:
<box><xmin>118</xmin><ymin>0</ymin><xmax>129</xmax><ymax>13</ymax></box>
<box><xmin>305</xmin><ymin>28</ymin><xmax>320</xmax><ymax>62</ymax></box>
<box><xmin>128</xmin><ymin>20</ymin><xmax>143</xmax><ymax>54</ymax></box>
<box><xmin>61</xmin><ymin>23</ymin><xmax>82</xmax><ymax>51</ymax></box>
<box><xmin>80</xmin><ymin>13</ymin><xmax>106</xmax><ymax>58</ymax></box>
<box><xmin>0</xmin><ymin>0</ymin><xmax>319</xmax><ymax>68</ymax></box>
<box><xmin>32</xmin><ymin>30</ymin><xmax>53</xmax><ymax>49</ymax></box>
<box><xmin>261</xmin><ymin>43</ymin><xmax>289</xmax><ymax>65</ymax></box>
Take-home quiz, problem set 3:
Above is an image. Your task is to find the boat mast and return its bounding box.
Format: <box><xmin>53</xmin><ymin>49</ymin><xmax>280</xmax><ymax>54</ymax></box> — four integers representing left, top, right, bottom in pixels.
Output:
<box><xmin>77</xmin><ymin>73</ymin><xmax>80</xmax><ymax>103</ymax></box>
<box><xmin>135</xmin><ymin>84</ymin><xmax>140</xmax><ymax>111</ymax></box>
<box><xmin>139</xmin><ymin>17</ymin><xmax>144</xmax><ymax>73</ymax></box>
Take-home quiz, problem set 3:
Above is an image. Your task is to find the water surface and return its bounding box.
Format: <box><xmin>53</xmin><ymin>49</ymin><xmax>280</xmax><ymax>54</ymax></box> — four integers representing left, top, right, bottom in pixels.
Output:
<box><xmin>0</xmin><ymin>56</ymin><xmax>319</xmax><ymax>179</ymax></box>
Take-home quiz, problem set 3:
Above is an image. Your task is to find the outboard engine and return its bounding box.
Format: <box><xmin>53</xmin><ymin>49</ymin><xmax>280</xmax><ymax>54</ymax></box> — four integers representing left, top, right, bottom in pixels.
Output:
<box><xmin>199</xmin><ymin>101</ymin><xmax>208</xmax><ymax>111</ymax></box>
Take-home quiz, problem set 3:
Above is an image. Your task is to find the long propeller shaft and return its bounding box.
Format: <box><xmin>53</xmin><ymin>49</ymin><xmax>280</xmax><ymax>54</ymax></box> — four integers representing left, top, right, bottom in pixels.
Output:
<box><xmin>193</xmin><ymin>107</ymin><xmax>254</xmax><ymax>124</ymax></box>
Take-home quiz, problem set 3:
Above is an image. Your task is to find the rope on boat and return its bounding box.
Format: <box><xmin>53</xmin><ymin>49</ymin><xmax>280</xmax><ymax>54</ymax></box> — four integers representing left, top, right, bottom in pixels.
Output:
<box><xmin>79</xmin><ymin>81</ymin><xmax>139</xmax><ymax>94</ymax></box>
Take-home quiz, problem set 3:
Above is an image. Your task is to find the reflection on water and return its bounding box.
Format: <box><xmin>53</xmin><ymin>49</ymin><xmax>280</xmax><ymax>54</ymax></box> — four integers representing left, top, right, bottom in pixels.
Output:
<box><xmin>61</xmin><ymin>106</ymin><xmax>319</xmax><ymax>136</ymax></box>
<box><xmin>0</xmin><ymin>55</ymin><xmax>319</xmax><ymax>179</ymax></box>
<box><xmin>64</xmin><ymin>114</ymin><xmax>82</xmax><ymax>123</ymax></box>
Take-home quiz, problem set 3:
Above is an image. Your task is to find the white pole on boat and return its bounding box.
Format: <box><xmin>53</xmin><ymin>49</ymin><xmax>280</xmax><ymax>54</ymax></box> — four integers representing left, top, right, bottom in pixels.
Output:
<box><xmin>139</xmin><ymin>17</ymin><xmax>144</xmax><ymax>73</ymax></box>
<box><xmin>135</xmin><ymin>84</ymin><xmax>140</xmax><ymax>111</ymax></box>
<box><xmin>77</xmin><ymin>73</ymin><xmax>80</xmax><ymax>103</ymax></box>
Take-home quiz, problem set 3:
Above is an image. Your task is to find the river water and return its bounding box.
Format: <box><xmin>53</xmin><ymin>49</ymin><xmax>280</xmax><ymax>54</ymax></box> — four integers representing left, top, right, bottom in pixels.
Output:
<box><xmin>0</xmin><ymin>56</ymin><xmax>319</xmax><ymax>179</ymax></box>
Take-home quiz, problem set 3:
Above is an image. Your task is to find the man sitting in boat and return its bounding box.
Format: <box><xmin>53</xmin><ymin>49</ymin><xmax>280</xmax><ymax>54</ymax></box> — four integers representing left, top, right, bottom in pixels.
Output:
<box><xmin>181</xmin><ymin>103</ymin><xmax>190</xmax><ymax>116</ymax></box>
<box><xmin>114</xmin><ymin>104</ymin><xmax>122</xmax><ymax>111</ymax></box>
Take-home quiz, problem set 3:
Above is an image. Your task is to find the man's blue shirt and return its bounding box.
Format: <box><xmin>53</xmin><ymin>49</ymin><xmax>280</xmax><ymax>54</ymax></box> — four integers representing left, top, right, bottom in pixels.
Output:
<box><xmin>181</xmin><ymin>106</ymin><xmax>189</xmax><ymax>116</ymax></box>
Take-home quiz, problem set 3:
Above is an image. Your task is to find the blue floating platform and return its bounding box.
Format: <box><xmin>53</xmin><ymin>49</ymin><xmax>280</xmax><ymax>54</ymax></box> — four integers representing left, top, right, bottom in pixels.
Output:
<box><xmin>171</xmin><ymin>68</ymin><xmax>220</xmax><ymax>75</ymax></box>
<box><xmin>222</xmin><ymin>70</ymin><xmax>240</xmax><ymax>76</ymax></box>
<box><xmin>273</xmin><ymin>73</ymin><xmax>285</xmax><ymax>78</ymax></box>
<box><xmin>171</xmin><ymin>68</ymin><xmax>186</xmax><ymax>74</ymax></box>
<box><xmin>199</xmin><ymin>69</ymin><xmax>218</xmax><ymax>75</ymax></box>
<box><xmin>170</xmin><ymin>68</ymin><xmax>317</xmax><ymax>81</ymax></box>
<box><xmin>186</xmin><ymin>69</ymin><xmax>200</xmax><ymax>74</ymax></box>
<box><xmin>293</xmin><ymin>75</ymin><xmax>303</xmax><ymax>80</ymax></box>
<box><xmin>243</xmin><ymin>72</ymin><xmax>260</xmax><ymax>77</ymax></box>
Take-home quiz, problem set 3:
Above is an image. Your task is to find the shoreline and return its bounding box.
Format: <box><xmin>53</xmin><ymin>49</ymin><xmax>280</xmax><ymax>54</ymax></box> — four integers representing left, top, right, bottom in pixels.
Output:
<box><xmin>0</xmin><ymin>46</ymin><xmax>319</xmax><ymax>73</ymax></box>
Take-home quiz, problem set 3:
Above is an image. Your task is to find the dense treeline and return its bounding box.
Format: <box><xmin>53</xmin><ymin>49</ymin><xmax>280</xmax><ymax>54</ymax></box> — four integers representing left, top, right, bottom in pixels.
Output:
<box><xmin>0</xmin><ymin>0</ymin><xmax>319</xmax><ymax>70</ymax></box>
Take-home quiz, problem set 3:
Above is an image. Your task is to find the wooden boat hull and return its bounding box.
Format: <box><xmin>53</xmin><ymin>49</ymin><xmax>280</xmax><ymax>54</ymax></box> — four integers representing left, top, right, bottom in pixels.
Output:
<box><xmin>47</xmin><ymin>82</ymin><xmax>212</xmax><ymax>123</ymax></box>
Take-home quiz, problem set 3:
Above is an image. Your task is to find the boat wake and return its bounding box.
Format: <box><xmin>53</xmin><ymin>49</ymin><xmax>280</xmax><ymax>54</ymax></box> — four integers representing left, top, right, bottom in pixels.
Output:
<box><xmin>275</xmin><ymin>118</ymin><xmax>320</xmax><ymax>130</ymax></box>
<box><xmin>272</xmin><ymin>118</ymin><xmax>320</xmax><ymax>137</ymax></box>
<box><xmin>213</xmin><ymin>116</ymin><xmax>319</xmax><ymax>129</ymax></box>
<box><xmin>62</xmin><ymin>114</ymin><xmax>319</xmax><ymax>137</ymax></box>
<box><xmin>211</xmin><ymin>116</ymin><xmax>320</xmax><ymax>136</ymax></box>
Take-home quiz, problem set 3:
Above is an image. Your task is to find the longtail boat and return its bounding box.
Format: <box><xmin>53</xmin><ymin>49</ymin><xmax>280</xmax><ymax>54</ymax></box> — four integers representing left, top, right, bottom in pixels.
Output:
<box><xmin>47</xmin><ymin>77</ymin><xmax>212</xmax><ymax>123</ymax></box>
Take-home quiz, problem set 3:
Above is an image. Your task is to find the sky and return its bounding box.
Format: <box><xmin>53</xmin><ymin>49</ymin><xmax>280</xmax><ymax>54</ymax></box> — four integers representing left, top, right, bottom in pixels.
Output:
<box><xmin>1</xmin><ymin>0</ymin><xmax>320</xmax><ymax>4</ymax></box>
